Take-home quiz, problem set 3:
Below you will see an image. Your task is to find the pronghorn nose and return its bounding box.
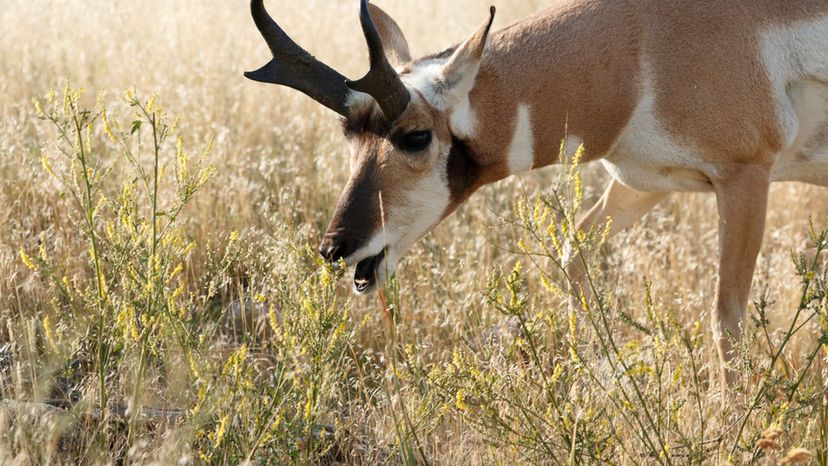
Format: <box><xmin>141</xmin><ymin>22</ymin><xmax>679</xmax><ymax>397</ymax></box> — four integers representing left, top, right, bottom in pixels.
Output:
<box><xmin>318</xmin><ymin>236</ymin><xmax>357</xmax><ymax>263</ymax></box>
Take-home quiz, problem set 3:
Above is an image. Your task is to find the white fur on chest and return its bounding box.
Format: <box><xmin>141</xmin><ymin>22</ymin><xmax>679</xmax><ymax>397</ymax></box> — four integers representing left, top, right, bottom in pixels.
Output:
<box><xmin>602</xmin><ymin>64</ymin><xmax>716</xmax><ymax>193</ymax></box>
<box><xmin>770</xmin><ymin>79</ymin><xmax>828</xmax><ymax>186</ymax></box>
<box><xmin>762</xmin><ymin>16</ymin><xmax>828</xmax><ymax>187</ymax></box>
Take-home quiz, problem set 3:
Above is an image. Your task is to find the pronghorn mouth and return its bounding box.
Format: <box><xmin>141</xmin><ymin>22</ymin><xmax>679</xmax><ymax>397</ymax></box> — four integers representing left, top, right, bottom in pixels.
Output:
<box><xmin>353</xmin><ymin>250</ymin><xmax>386</xmax><ymax>293</ymax></box>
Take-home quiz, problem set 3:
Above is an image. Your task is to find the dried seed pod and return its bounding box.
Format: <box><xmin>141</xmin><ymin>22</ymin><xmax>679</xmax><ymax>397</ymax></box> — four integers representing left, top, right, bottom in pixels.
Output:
<box><xmin>780</xmin><ymin>448</ymin><xmax>814</xmax><ymax>465</ymax></box>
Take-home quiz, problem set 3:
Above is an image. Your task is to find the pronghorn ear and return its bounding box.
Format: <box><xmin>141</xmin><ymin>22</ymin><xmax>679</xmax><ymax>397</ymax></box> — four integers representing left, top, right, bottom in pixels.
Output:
<box><xmin>436</xmin><ymin>6</ymin><xmax>496</xmax><ymax>101</ymax></box>
<box><xmin>367</xmin><ymin>4</ymin><xmax>412</xmax><ymax>67</ymax></box>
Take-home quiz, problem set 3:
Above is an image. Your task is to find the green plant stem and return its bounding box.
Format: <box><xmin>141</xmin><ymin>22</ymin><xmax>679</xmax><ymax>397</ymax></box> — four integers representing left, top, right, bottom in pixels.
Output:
<box><xmin>729</xmin><ymin>284</ymin><xmax>813</xmax><ymax>456</ymax></box>
<box><xmin>72</xmin><ymin>107</ymin><xmax>109</xmax><ymax>430</ymax></box>
<box><xmin>555</xmin><ymin>188</ymin><xmax>674</xmax><ymax>466</ymax></box>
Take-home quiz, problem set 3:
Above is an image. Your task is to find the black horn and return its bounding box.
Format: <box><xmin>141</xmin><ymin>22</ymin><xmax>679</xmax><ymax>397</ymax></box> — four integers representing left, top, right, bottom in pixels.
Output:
<box><xmin>244</xmin><ymin>0</ymin><xmax>351</xmax><ymax>117</ymax></box>
<box><xmin>346</xmin><ymin>0</ymin><xmax>411</xmax><ymax>121</ymax></box>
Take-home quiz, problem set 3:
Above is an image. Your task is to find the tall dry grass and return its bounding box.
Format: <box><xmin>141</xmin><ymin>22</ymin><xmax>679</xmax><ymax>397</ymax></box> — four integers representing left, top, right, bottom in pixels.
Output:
<box><xmin>1</xmin><ymin>0</ymin><xmax>827</xmax><ymax>464</ymax></box>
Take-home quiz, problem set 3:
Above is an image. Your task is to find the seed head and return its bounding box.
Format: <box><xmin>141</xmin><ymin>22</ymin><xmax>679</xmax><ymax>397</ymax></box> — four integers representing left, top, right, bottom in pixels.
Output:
<box><xmin>756</xmin><ymin>438</ymin><xmax>781</xmax><ymax>451</ymax></box>
<box><xmin>761</xmin><ymin>426</ymin><xmax>783</xmax><ymax>441</ymax></box>
<box><xmin>757</xmin><ymin>425</ymin><xmax>784</xmax><ymax>450</ymax></box>
<box><xmin>780</xmin><ymin>448</ymin><xmax>813</xmax><ymax>465</ymax></box>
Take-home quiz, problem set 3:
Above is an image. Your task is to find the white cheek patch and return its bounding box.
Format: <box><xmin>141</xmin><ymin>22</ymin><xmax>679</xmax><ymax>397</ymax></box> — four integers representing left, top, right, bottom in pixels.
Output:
<box><xmin>506</xmin><ymin>104</ymin><xmax>535</xmax><ymax>174</ymax></box>
<box><xmin>375</xmin><ymin>169</ymin><xmax>451</xmax><ymax>284</ymax></box>
<box><xmin>352</xmin><ymin>148</ymin><xmax>452</xmax><ymax>281</ymax></box>
<box><xmin>400</xmin><ymin>151</ymin><xmax>452</xmax><ymax>237</ymax></box>
<box><xmin>341</xmin><ymin>150</ymin><xmax>452</xmax><ymax>269</ymax></box>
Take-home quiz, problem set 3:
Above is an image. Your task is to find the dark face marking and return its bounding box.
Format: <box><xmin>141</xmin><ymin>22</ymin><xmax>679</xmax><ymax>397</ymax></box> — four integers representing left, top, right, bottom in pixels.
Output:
<box><xmin>324</xmin><ymin>110</ymin><xmax>389</xmax><ymax>259</ymax></box>
<box><xmin>322</xmin><ymin>154</ymin><xmax>381</xmax><ymax>260</ymax></box>
<box><xmin>342</xmin><ymin>107</ymin><xmax>392</xmax><ymax>139</ymax></box>
<box><xmin>444</xmin><ymin>136</ymin><xmax>481</xmax><ymax>215</ymax></box>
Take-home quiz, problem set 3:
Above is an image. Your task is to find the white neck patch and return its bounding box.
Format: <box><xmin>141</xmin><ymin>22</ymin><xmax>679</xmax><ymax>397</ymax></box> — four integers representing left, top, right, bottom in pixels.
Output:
<box><xmin>506</xmin><ymin>104</ymin><xmax>535</xmax><ymax>174</ymax></box>
<box><xmin>449</xmin><ymin>93</ymin><xmax>477</xmax><ymax>139</ymax></box>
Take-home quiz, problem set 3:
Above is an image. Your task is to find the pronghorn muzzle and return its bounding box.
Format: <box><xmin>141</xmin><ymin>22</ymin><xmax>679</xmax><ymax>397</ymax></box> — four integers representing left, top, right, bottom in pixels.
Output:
<box><xmin>319</xmin><ymin>235</ymin><xmax>385</xmax><ymax>293</ymax></box>
<box><xmin>318</xmin><ymin>158</ymin><xmax>385</xmax><ymax>291</ymax></box>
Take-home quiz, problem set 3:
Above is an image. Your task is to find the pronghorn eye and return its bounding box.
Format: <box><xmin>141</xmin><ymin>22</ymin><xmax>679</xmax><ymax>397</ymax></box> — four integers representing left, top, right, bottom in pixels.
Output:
<box><xmin>399</xmin><ymin>130</ymin><xmax>432</xmax><ymax>153</ymax></box>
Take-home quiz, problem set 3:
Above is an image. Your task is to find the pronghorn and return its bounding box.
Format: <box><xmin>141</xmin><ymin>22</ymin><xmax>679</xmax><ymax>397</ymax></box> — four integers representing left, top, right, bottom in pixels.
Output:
<box><xmin>245</xmin><ymin>0</ymin><xmax>828</xmax><ymax>383</ymax></box>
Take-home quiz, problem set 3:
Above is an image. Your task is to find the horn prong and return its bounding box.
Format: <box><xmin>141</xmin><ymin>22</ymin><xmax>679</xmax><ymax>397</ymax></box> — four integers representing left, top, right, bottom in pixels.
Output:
<box><xmin>346</xmin><ymin>0</ymin><xmax>411</xmax><ymax>121</ymax></box>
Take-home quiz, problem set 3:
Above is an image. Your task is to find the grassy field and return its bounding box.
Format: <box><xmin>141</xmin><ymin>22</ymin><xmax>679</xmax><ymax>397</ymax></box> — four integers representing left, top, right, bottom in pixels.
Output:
<box><xmin>1</xmin><ymin>0</ymin><xmax>827</xmax><ymax>464</ymax></box>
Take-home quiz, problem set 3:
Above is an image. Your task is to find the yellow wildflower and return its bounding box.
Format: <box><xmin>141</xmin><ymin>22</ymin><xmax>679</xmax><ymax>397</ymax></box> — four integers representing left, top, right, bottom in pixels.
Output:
<box><xmin>212</xmin><ymin>414</ymin><xmax>230</xmax><ymax>448</ymax></box>
<box><xmin>455</xmin><ymin>389</ymin><xmax>469</xmax><ymax>411</ymax></box>
<box><xmin>19</xmin><ymin>249</ymin><xmax>37</xmax><ymax>271</ymax></box>
<box><xmin>41</xmin><ymin>153</ymin><xmax>56</xmax><ymax>178</ymax></box>
<box><xmin>43</xmin><ymin>315</ymin><xmax>58</xmax><ymax>352</ymax></box>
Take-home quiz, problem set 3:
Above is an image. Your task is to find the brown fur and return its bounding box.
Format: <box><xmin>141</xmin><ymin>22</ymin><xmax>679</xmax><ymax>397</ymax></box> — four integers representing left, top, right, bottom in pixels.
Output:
<box><xmin>453</xmin><ymin>0</ymin><xmax>828</xmax><ymax>190</ymax></box>
<box><xmin>313</xmin><ymin>0</ymin><xmax>828</xmax><ymax>387</ymax></box>
<box><xmin>469</xmin><ymin>0</ymin><xmax>643</xmax><ymax>172</ymax></box>
<box><xmin>459</xmin><ymin>0</ymin><xmax>825</xmax><ymax>387</ymax></box>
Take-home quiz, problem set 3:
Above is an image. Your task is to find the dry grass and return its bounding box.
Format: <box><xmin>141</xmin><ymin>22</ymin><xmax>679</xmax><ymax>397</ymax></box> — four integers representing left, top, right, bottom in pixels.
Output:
<box><xmin>1</xmin><ymin>0</ymin><xmax>827</xmax><ymax>464</ymax></box>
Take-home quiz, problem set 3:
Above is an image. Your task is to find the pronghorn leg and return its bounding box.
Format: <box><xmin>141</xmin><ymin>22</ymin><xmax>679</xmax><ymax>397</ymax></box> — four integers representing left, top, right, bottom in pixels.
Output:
<box><xmin>712</xmin><ymin>166</ymin><xmax>771</xmax><ymax>387</ymax></box>
<box><xmin>567</xmin><ymin>179</ymin><xmax>667</xmax><ymax>308</ymax></box>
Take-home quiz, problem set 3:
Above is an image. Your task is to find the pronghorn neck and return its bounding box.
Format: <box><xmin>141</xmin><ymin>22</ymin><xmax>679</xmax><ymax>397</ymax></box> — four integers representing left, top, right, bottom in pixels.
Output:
<box><xmin>437</xmin><ymin>0</ymin><xmax>828</xmax><ymax>195</ymax></box>
<box><xmin>406</xmin><ymin>0</ymin><xmax>646</xmax><ymax>201</ymax></box>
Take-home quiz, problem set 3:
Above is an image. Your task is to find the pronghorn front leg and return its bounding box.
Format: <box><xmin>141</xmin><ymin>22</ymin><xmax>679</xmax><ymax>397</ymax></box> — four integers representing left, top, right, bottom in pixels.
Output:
<box><xmin>712</xmin><ymin>165</ymin><xmax>771</xmax><ymax>387</ymax></box>
<box><xmin>567</xmin><ymin>180</ymin><xmax>668</xmax><ymax>307</ymax></box>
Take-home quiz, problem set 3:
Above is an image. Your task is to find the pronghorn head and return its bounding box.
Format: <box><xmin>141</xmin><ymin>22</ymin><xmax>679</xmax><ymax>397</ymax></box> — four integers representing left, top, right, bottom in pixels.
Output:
<box><xmin>246</xmin><ymin>0</ymin><xmax>495</xmax><ymax>293</ymax></box>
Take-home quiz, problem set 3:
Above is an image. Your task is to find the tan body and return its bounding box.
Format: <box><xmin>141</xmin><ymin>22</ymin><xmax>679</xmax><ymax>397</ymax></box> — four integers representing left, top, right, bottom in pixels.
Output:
<box><xmin>453</xmin><ymin>0</ymin><xmax>828</xmax><ymax>183</ymax></box>
<box><xmin>246</xmin><ymin>0</ymin><xmax>828</xmax><ymax>385</ymax></box>
<box><xmin>455</xmin><ymin>0</ymin><xmax>828</xmax><ymax>384</ymax></box>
